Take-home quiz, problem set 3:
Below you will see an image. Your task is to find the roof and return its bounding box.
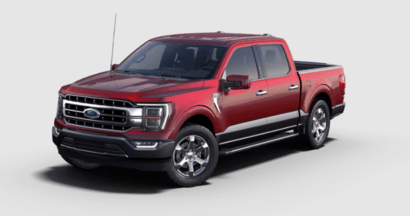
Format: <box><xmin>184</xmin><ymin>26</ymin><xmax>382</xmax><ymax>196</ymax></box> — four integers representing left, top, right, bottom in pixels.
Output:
<box><xmin>149</xmin><ymin>32</ymin><xmax>281</xmax><ymax>46</ymax></box>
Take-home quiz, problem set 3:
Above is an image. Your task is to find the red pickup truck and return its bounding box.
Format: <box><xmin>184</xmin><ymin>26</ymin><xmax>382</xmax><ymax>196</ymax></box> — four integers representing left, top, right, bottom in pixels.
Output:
<box><xmin>52</xmin><ymin>32</ymin><xmax>346</xmax><ymax>187</ymax></box>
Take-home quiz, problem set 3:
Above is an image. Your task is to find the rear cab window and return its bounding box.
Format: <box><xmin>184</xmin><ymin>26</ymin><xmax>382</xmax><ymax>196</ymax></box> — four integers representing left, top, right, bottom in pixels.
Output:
<box><xmin>256</xmin><ymin>44</ymin><xmax>290</xmax><ymax>78</ymax></box>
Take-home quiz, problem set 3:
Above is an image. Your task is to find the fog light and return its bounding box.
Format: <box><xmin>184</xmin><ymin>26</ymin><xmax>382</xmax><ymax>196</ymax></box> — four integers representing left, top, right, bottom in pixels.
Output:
<box><xmin>133</xmin><ymin>141</ymin><xmax>158</xmax><ymax>149</ymax></box>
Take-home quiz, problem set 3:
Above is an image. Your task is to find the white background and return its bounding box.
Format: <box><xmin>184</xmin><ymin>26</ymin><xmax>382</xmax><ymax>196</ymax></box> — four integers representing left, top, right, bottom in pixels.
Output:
<box><xmin>1</xmin><ymin>0</ymin><xmax>409</xmax><ymax>215</ymax></box>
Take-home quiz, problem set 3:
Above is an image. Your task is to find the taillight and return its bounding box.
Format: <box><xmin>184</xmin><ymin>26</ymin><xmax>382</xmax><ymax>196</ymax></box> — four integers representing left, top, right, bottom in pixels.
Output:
<box><xmin>339</xmin><ymin>74</ymin><xmax>346</xmax><ymax>95</ymax></box>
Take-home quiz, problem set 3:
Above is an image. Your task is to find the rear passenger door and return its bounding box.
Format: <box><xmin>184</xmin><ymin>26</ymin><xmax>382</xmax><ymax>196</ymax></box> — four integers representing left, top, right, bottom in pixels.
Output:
<box><xmin>256</xmin><ymin>44</ymin><xmax>300</xmax><ymax>130</ymax></box>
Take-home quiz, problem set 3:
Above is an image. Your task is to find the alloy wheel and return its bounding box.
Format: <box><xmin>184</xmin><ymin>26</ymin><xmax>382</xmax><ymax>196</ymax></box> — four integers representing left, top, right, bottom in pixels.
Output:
<box><xmin>173</xmin><ymin>135</ymin><xmax>210</xmax><ymax>177</ymax></box>
<box><xmin>312</xmin><ymin>108</ymin><xmax>327</xmax><ymax>142</ymax></box>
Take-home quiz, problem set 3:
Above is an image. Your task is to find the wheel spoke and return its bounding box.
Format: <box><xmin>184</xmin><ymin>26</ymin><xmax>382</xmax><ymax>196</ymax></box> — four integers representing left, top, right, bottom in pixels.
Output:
<box><xmin>194</xmin><ymin>143</ymin><xmax>208</xmax><ymax>154</ymax></box>
<box><xmin>194</xmin><ymin>146</ymin><xmax>204</xmax><ymax>154</ymax></box>
<box><xmin>318</xmin><ymin>125</ymin><xmax>325</xmax><ymax>131</ymax></box>
<box><xmin>175</xmin><ymin>145</ymin><xmax>187</xmax><ymax>154</ymax></box>
<box><xmin>319</xmin><ymin>114</ymin><xmax>325</xmax><ymax>120</ymax></box>
<box><xmin>175</xmin><ymin>158</ymin><xmax>187</xmax><ymax>169</ymax></box>
<box><xmin>187</xmin><ymin>136</ymin><xmax>195</xmax><ymax>150</ymax></box>
<box><xmin>188</xmin><ymin>161</ymin><xmax>194</xmax><ymax>177</ymax></box>
<box><xmin>315</xmin><ymin>129</ymin><xmax>320</xmax><ymax>140</ymax></box>
<box><xmin>194</xmin><ymin>157</ymin><xmax>208</xmax><ymax>166</ymax></box>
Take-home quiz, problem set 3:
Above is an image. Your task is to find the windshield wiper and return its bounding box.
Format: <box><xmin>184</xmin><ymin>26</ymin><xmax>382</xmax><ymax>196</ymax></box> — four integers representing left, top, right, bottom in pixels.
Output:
<box><xmin>114</xmin><ymin>70</ymin><xmax>143</xmax><ymax>76</ymax></box>
<box><xmin>157</xmin><ymin>74</ymin><xmax>184</xmax><ymax>79</ymax></box>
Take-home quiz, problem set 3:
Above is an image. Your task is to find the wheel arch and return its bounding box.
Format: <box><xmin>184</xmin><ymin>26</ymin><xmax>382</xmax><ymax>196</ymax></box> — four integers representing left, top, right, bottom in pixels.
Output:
<box><xmin>305</xmin><ymin>85</ymin><xmax>333</xmax><ymax>115</ymax></box>
<box><xmin>170</xmin><ymin>105</ymin><xmax>219</xmax><ymax>139</ymax></box>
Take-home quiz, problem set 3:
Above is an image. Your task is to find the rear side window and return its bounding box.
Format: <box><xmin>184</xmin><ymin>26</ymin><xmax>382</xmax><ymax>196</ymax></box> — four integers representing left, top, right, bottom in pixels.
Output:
<box><xmin>224</xmin><ymin>47</ymin><xmax>259</xmax><ymax>81</ymax></box>
<box><xmin>257</xmin><ymin>44</ymin><xmax>290</xmax><ymax>78</ymax></box>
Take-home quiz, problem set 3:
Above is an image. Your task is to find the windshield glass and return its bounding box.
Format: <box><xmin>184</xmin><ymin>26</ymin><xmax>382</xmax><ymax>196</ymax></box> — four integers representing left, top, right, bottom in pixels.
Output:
<box><xmin>116</xmin><ymin>42</ymin><xmax>227</xmax><ymax>80</ymax></box>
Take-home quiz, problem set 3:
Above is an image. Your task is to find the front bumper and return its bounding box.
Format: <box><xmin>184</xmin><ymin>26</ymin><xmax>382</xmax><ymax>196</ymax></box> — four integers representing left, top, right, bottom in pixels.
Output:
<box><xmin>52</xmin><ymin>126</ymin><xmax>175</xmax><ymax>171</ymax></box>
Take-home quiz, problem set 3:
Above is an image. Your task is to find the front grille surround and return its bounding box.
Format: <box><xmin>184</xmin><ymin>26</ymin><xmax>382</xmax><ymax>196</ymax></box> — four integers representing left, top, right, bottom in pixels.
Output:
<box><xmin>63</xmin><ymin>95</ymin><xmax>142</xmax><ymax>132</ymax></box>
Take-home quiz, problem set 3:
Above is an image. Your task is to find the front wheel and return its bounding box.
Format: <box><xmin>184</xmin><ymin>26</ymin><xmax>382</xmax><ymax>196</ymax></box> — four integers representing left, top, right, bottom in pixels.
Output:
<box><xmin>165</xmin><ymin>125</ymin><xmax>218</xmax><ymax>187</ymax></box>
<box><xmin>300</xmin><ymin>100</ymin><xmax>331</xmax><ymax>149</ymax></box>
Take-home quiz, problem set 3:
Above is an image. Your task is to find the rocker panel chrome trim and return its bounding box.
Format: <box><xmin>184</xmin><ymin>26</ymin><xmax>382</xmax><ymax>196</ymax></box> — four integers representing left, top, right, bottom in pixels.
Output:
<box><xmin>219</xmin><ymin>125</ymin><xmax>299</xmax><ymax>145</ymax></box>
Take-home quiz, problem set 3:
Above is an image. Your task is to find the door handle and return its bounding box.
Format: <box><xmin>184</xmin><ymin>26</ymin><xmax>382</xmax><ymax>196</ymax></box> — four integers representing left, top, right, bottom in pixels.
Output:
<box><xmin>289</xmin><ymin>85</ymin><xmax>299</xmax><ymax>90</ymax></box>
<box><xmin>256</xmin><ymin>90</ymin><xmax>267</xmax><ymax>96</ymax></box>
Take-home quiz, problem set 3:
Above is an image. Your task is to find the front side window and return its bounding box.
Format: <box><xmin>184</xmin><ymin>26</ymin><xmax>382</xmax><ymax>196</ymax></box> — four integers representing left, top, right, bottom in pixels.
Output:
<box><xmin>116</xmin><ymin>42</ymin><xmax>227</xmax><ymax>80</ymax></box>
<box><xmin>257</xmin><ymin>44</ymin><xmax>290</xmax><ymax>78</ymax></box>
<box><xmin>224</xmin><ymin>47</ymin><xmax>259</xmax><ymax>81</ymax></box>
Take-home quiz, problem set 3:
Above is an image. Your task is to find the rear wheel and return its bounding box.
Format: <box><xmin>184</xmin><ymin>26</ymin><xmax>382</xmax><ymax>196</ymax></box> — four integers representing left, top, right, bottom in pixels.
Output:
<box><xmin>165</xmin><ymin>125</ymin><xmax>218</xmax><ymax>187</ymax></box>
<box><xmin>62</xmin><ymin>156</ymin><xmax>102</xmax><ymax>170</ymax></box>
<box><xmin>301</xmin><ymin>100</ymin><xmax>331</xmax><ymax>149</ymax></box>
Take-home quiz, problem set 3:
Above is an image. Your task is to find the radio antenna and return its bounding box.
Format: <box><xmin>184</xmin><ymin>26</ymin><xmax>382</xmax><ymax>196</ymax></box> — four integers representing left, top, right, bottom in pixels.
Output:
<box><xmin>110</xmin><ymin>13</ymin><xmax>117</xmax><ymax>71</ymax></box>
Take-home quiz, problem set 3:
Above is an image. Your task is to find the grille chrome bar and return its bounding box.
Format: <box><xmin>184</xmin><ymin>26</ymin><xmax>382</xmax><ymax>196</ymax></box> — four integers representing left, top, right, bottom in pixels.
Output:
<box><xmin>63</xmin><ymin>100</ymin><xmax>142</xmax><ymax>116</ymax></box>
<box><xmin>62</xmin><ymin>95</ymin><xmax>142</xmax><ymax>131</ymax></box>
<box><xmin>64</xmin><ymin>108</ymin><xmax>128</xmax><ymax>118</ymax></box>
<box><xmin>64</xmin><ymin>115</ymin><xmax>128</xmax><ymax>125</ymax></box>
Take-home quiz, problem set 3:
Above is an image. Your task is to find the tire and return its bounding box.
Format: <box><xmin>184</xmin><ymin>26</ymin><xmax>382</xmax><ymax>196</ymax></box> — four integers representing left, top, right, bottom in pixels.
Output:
<box><xmin>62</xmin><ymin>156</ymin><xmax>102</xmax><ymax>170</ymax></box>
<box><xmin>165</xmin><ymin>125</ymin><xmax>218</xmax><ymax>187</ymax></box>
<box><xmin>300</xmin><ymin>100</ymin><xmax>331</xmax><ymax>149</ymax></box>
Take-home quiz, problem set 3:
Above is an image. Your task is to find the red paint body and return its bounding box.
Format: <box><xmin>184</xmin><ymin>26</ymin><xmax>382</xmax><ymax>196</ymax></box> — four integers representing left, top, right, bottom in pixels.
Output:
<box><xmin>56</xmin><ymin>33</ymin><xmax>345</xmax><ymax>141</ymax></box>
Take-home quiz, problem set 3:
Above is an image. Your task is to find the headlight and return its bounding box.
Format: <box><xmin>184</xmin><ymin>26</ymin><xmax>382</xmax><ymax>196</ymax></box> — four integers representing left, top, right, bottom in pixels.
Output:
<box><xmin>56</xmin><ymin>93</ymin><xmax>65</xmax><ymax>120</ymax></box>
<box><xmin>138</xmin><ymin>103</ymin><xmax>171</xmax><ymax>132</ymax></box>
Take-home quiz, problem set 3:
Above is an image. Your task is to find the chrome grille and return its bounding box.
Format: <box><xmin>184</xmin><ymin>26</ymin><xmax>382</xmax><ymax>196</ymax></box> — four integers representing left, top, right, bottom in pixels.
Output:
<box><xmin>63</xmin><ymin>95</ymin><xmax>142</xmax><ymax>131</ymax></box>
<box><xmin>66</xmin><ymin>95</ymin><xmax>134</xmax><ymax>107</ymax></box>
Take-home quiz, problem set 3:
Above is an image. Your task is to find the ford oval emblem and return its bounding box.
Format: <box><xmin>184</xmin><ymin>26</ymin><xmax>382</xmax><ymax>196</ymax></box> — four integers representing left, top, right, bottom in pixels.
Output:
<box><xmin>83</xmin><ymin>108</ymin><xmax>101</xmax><ymax>119</ymax></box>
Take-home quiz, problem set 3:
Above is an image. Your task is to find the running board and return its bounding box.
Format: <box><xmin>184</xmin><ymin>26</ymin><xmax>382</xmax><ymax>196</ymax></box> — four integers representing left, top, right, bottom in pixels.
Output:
<box><xmin>219</xmin><ymin>133</ymin><xmax>299</xmax><ymax>156</ymax></box>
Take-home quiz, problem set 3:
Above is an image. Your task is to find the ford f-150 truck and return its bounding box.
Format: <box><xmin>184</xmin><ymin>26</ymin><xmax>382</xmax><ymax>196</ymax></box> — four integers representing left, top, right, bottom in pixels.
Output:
<box><xmin>52</xmin><ymin>32</ymin><xmax>346</xmax><ymax>187</ymax></box>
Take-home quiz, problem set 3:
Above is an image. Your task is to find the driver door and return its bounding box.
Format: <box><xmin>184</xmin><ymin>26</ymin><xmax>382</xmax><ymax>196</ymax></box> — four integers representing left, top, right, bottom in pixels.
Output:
<box><xmin>218</xmin><ymin>46</ymin><xmax>269</xmax><ymax>143</ymax></box>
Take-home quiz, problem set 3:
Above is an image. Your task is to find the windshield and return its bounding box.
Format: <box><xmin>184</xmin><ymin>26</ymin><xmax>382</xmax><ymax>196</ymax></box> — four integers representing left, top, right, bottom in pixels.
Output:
<box><xmin>116</xmin><ymin>42</ymin><xmax>227</xmax><ymax>80</ymax></box>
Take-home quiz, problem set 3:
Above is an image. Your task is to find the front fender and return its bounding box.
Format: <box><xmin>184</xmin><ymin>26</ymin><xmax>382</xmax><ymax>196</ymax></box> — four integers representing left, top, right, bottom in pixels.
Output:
<box><xmin>168</xmin><ymin>105</ymin><xmax>219</xmax><ymax>139</ymax></box>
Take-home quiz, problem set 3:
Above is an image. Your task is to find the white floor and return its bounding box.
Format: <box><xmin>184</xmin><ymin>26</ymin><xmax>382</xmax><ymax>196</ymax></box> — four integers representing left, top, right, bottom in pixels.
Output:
<box><xmin>3</xmin><ymin>111</ymin><xmax>409</xmax><ymax>215</ymax></box>
<box><xmin>1</xmin><ymin>1</ymin><xmax>409</xmax><ymax>215</ymax></box>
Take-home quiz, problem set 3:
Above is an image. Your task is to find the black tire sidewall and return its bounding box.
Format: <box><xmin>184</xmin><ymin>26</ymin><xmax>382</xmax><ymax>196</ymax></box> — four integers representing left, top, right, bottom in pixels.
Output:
<box><xmin>306</xmin><ymin>100</ymin><xmax>331</xmax><ymax>148</ymax></box>
<box><xmin>166</xmin><ymin>125</ymin><xmax>218</xmax><ymax>187</ymax></box>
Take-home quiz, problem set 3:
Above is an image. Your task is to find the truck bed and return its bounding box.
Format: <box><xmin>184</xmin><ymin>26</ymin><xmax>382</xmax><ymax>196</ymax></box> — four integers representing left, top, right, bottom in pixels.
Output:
<box><xmin>295</xmin><ymin>61</ymin><xmax>345</xmax><ymax>115</ymax></box>
<box><xmin>295</xmin><ymin>61</ymin><xmax>342</xmax><ymax>74</ymax></box>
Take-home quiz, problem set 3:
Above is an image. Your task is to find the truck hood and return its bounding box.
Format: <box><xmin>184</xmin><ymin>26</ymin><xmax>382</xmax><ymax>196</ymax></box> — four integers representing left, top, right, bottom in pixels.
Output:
<box><xmin>64</xmin><ymin>72</ymin><xmax>205</xmax><ymax>101</ymax></box>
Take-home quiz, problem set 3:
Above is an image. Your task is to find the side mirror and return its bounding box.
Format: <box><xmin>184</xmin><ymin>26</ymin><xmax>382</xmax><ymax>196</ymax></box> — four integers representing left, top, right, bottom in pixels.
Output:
<box><xmin>111</xmin><ymin>64</ymin><xmax>119</xmax><ymax>70</ymax></box>
<box><xmin>220</xmin><ymin>75</ymin><xmax>251</xmax><ymax>91</ymax></box>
